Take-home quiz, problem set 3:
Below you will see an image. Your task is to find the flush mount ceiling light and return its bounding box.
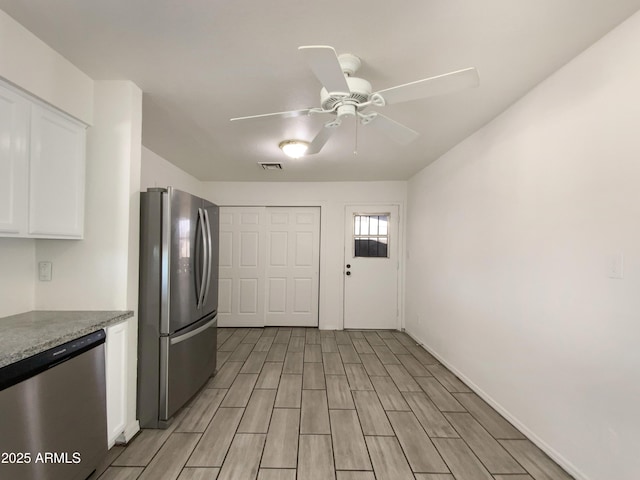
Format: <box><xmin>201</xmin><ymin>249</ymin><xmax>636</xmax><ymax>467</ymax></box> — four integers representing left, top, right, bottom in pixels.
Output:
<box><xmin>279</xmin><ymin>140</ymin><xmax>309</xmax><ymax>158</ymax></box>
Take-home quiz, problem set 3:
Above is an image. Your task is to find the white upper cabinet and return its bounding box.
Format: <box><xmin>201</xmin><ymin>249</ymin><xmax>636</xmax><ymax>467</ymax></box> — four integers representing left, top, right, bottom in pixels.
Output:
<box><xmin>0</xmin><ymin>86</ymin><xmax>29</xmax><ymax>235</ymax></box>
<box><xmin>0</xmin><ymin>81</ymin><xmax>87</xmax><ymax>239</ymax></box>
<box><xmin>29</xmin><ymin>104</ymin><xmax>86</xmax><ymax>238</ymax></box>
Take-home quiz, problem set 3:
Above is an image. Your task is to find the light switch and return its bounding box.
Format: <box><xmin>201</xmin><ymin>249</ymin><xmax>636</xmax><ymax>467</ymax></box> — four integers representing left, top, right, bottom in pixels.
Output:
<box><xmin>607</xmin><ymin>253</ymin><xmax>623</xmax><ymax>279</ymax></box>
<box><xmin>39</xmin><ymin>261</ymin><xmax>52</xmax><ymax>281</ymax></box>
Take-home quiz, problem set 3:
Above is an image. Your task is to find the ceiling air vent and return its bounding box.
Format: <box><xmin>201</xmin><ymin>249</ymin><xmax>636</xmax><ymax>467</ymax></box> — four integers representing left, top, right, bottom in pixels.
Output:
<box><xmin>259</xmin><ymin>162</ymin><xmax>283</xmax><ymax>170</ymax></box>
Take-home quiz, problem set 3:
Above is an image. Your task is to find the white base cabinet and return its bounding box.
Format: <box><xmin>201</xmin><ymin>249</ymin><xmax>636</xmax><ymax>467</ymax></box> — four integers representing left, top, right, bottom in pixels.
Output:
<box><xmin>105</xmin><ymin>321</ymin><xmax>128</xmax><ymax>448</ymax></box>
<box><xmin>0</xmin><ymin>80</ymin><xmax>86</xmax><ymax>239</ymax></box>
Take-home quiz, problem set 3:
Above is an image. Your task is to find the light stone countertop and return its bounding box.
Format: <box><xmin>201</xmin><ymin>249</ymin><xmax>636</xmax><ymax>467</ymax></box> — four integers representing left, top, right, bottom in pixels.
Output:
<box><xmin>0</xmin><ymin>310</ymin><xmax>133</xmax><ymax>368</ymax></box>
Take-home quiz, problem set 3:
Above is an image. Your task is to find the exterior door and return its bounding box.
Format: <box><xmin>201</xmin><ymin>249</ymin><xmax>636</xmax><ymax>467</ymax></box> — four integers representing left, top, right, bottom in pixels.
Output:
<box><xmin>344</xmin><ymin>205</ymin><xmax>400</xmax><ymax>329</ymax></box>
<box><xmin>218</xmin><ymin>206</ymin><xmax>320</xmax><ymax>327</ymax></box>
<box><xmin>265</xmin><ymin>207</ymin><xmax>320</xmax><ymax>327</ymax></box>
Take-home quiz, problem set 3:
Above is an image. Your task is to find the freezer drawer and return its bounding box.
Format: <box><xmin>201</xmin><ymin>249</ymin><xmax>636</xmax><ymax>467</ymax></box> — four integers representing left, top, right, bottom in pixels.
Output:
<box><xmin>160</xmin><ymin>315</ymin><xmax>217</xmax><ymax>422</ymax></box>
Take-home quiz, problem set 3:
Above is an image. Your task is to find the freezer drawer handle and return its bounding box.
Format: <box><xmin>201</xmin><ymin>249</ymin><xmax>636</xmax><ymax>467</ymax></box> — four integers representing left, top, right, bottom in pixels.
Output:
<box><xmin>170</xmin><ymin>317</ymin><xmax>217</xmax><ymax>345</ymax></box>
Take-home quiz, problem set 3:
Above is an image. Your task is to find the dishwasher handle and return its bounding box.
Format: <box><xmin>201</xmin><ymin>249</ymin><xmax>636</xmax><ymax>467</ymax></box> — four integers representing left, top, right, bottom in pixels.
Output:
<box><xmin>0</xmin><ymin>329</ymin><xmax>106</xmax><ymax>391</ymax></box>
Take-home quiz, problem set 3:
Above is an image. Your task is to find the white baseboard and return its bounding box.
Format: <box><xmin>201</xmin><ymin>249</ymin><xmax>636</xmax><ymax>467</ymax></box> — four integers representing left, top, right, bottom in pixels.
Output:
<box><xmin>219</xmin><ymin>322</ymin><xmax>329</xmax><ymax>329</ymax></box>
<box><xmin>217</xmin><ymin>320</ymin><xmax>264</xmax><ymax>327</ymax></box>
<box><xmin>404</xmin><ymin>328</ymin><xmax>588</xmax><ymax>480</ymax></box>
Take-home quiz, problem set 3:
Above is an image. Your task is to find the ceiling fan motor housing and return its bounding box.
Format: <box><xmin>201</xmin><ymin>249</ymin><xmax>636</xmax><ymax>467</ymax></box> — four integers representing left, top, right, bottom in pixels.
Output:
<box><xmin>320</xmin><ymin>76</ymin><xmax>372</xmax><ymax>111</ymax></box>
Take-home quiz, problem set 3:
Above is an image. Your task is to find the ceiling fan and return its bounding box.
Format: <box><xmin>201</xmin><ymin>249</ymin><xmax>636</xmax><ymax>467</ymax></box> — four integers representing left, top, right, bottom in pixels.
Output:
<box><xmin>230</xmin><ymin>45</ymin><xmax>479</xmax><ymax>155</ymax></box>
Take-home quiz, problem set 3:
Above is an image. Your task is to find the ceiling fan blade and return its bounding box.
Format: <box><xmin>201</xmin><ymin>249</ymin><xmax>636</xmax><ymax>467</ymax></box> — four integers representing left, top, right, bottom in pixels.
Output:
<box><xmin>299</xmin><ymin>45</ymin><xmax>350</xmax><ymax>94</ymax></box>
<box><xmin>230</xmin><ymin>108</ymin><xmax>313</xmax><ymax>122</ymax></box>
<box><xmin>307</xmin><ymin>124</ymin><xmax>338</xmax><ymax>155</ymax></box>
<box><xmin>375</xmin><ymin>67</ymin><xmax>479</xmax><ymax>105</ymax></box>
<box><xmin>366</xmin><ymin>113</ymin><xmax>419</xmax><ymax>145</ymax></box>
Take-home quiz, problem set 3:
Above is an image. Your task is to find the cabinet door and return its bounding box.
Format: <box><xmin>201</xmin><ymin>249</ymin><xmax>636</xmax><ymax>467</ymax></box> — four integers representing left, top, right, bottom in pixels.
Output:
<box><xmin>29</xmin><ymin>104</ymin><xmax>86</xmax><ymax>238</ymax></box>
<box><xmin>0</xmin><ymin>85</ymin><xmax>28</xmax><ymax>235</ymax></box>
<box><xmin>105</xmin><ymin>321</ymin><xmax>127</xmax><ymax>448</ymax></box>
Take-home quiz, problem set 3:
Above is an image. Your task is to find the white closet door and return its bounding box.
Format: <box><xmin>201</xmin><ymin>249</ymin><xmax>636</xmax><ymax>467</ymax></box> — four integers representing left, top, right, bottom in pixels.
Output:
<box><xmin>265</xmin><ymin>207</ymin><xmax>320</xmax><ymax>327</ymax></box>
<box><xmin>218</xmin><ymin>207</ymin><xmax>265</xmax><ymax>327</ymax></box>
<box><xmin>217</xmin><ymin>206</ymin><xmax>320</xmax><ymax>327</ymax></box>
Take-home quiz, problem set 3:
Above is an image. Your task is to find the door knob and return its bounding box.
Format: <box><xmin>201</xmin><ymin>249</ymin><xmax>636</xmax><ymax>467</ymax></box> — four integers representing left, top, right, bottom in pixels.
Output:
<box><xmin>346</xmin><ymin>271</ymin><xmax>351</xmax><ymax>276</ymax></box>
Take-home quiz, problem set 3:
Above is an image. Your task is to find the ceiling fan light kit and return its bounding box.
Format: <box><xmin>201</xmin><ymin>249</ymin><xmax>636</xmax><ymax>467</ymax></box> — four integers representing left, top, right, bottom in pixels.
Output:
<box><xmin>232</xmin><ymin>45</ymin><xmax>480</xmax><ymax>155</ymax></box>
<box><xmin>279</xmin><ymin>139</ymin><xmax>309</xmax><ymax>158</ymax></box>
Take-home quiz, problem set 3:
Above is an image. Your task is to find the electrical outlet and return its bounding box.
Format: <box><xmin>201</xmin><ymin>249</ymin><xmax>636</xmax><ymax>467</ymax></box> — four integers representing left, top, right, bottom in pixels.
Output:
<box><xmin>39</xmin><ymin>261</ymin><xmax>52</xmax><ymax>281</ymax></box>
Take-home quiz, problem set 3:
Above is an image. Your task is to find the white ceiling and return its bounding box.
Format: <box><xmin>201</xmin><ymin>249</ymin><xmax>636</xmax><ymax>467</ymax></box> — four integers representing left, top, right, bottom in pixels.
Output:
<box><xmin>1</xmin><ymin>1</ymin><xmax>638</xmax><ymax>181</ymax></box>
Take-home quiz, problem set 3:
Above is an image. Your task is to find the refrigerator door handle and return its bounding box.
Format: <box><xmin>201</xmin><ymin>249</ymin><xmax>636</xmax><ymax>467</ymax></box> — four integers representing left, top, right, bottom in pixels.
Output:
<box><xmin>160</xmin><ymin>190</ymin><xmax>171</xmax><ymax>335</ymax></box>
<box><xmin>197</xmin><ymin>207</ymin><xmax>208</xmax><ymax>308</ymax></box>
<box><xmin>202</xmin><ymin>207</ymin><xmax>213</xmax><ymax>306</ymax></box>
<box><xmin>170</xmin><ymin>316</ymin><xmax>217</xmax><ymax>345</ymax></box>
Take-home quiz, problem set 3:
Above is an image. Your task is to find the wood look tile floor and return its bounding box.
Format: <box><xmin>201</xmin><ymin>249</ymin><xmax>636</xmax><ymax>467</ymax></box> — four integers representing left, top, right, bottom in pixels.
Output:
<box><xmin>94</xmin><ymin>328</ymin><xmax>574</xmax><ymax>480</ymax></box>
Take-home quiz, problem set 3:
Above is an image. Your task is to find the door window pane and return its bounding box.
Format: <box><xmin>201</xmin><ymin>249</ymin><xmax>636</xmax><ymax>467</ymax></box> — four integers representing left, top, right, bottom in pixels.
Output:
<box><xmin>378</xmin><ymin>217</ymin><xmax>388</xmax><ymax>235</ymax></box>
<box><xmin>353</xmin><ymin>214</ymin><xmax>390</xmax><ymax>258</ymax></box>
<box><xmin>369</xmin><ymin>216</ymin><xmax>379</xmax><ymax>235</ymax></box>
<box><xmin>361</xmin><ymin>216</ymin><xmax>369</xmax><ymax>236</ymax></box>
<box><xmin>354</xmin><ymin>237</ymin><xmax>388</xmax><ymax>257</ymax></box>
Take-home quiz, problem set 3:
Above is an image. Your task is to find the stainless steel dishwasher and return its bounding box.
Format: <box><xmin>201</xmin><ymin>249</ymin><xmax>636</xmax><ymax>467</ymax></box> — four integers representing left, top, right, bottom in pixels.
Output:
<box><xmin>0</xmin><ymin>329</ymin><xmax>108</xmax><ymax>480</ymax></box>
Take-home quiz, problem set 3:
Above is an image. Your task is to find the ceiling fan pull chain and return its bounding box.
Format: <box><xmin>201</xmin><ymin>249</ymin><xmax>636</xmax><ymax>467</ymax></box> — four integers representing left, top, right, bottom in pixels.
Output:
<box><xmin>354</xmin><ymin>113</ymin><xmax>358</xmax><ymax>155</ymax></box>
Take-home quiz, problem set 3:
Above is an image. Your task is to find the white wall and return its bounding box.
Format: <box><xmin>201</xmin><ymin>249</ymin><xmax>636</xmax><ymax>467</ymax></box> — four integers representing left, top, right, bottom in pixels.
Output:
<box><xmin>201</xmin><ymin>181</ymin><xmax>407</xmax><ymax>330</ymax></box>
<box><xmin>125</xmin><ymin>91</ymin><xmax>143</xmax><ymax>441</ymax></box>
<box><xmin>141</xmin><ymin>146</ymin><xmax>203</xmax><ymax>197</ymax></box>
<box><xmin>405</xmin><ymin>11</ymin><xmax>640</xmax><ymax>480</ymax></box>
<box><xmin>0</xmin><ymin>9</ymin><xmax>94</xmax><ymax>318</ymax></box>
<box><xmin>0</xmin><ymin>238</ymin><xmax>35</xmax><ymax>317</ymax></box>
<box><xmin>35</xmin><ymin>80</ymin><xmax>142</xmax><ymax>440</ymax></box>
<box><xmin>0</xmin><ymin>9</ymin><xmax>93</xmax><ymax>124</ymax></box>
<box><xmin>36</xmin><ymin>82</ymin><xmax>142</xmax><ymax>310</ymax></box>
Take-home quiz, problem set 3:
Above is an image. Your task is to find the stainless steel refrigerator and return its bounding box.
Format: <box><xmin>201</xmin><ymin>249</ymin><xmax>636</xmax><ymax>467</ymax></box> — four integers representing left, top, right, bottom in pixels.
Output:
<box><xmin>138</xmin><ymin>187</ymin><xmax>219</xmax><ymax>428</ymax></box>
